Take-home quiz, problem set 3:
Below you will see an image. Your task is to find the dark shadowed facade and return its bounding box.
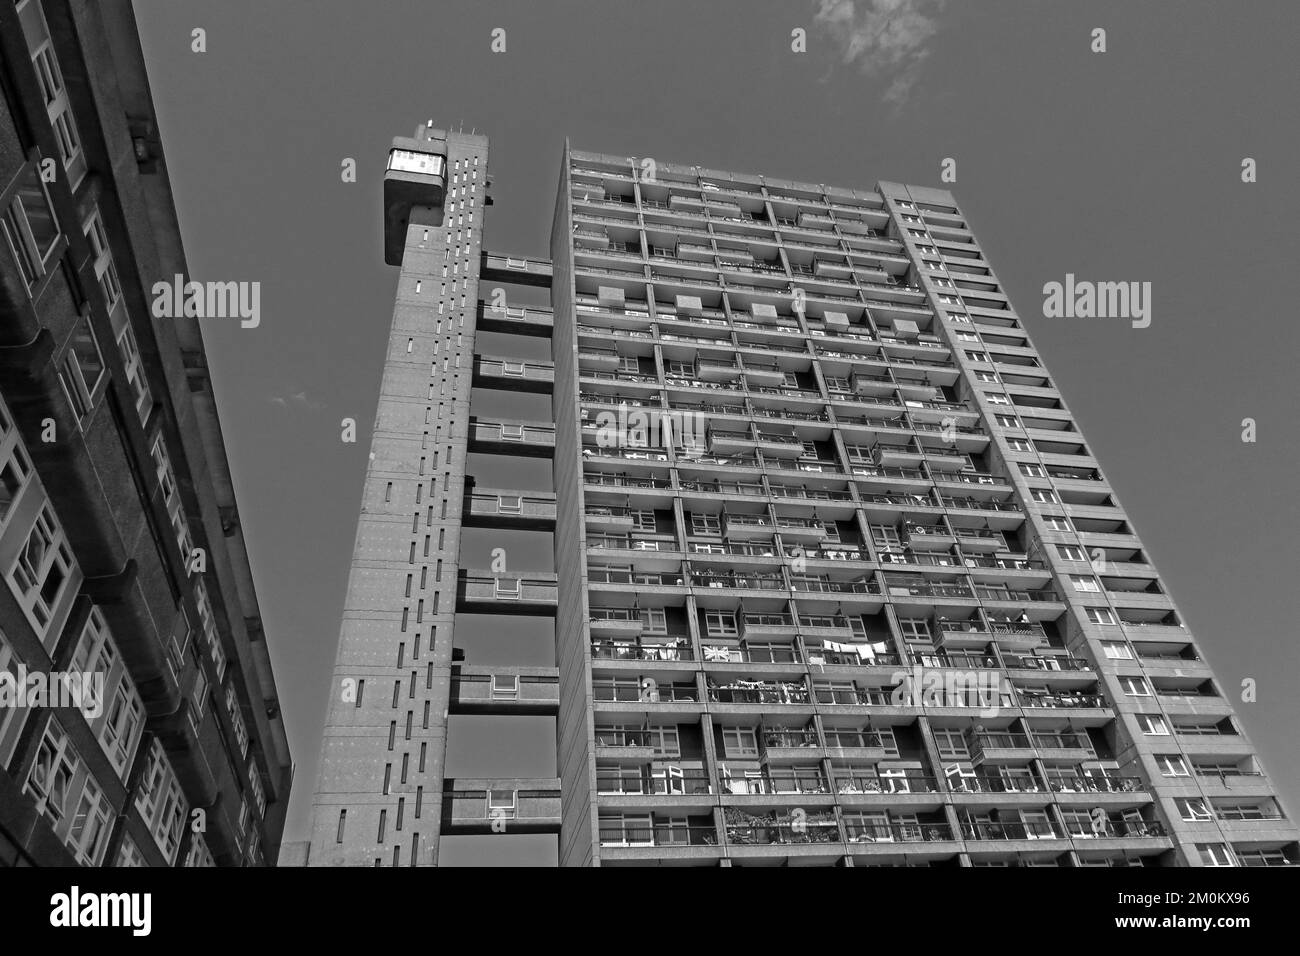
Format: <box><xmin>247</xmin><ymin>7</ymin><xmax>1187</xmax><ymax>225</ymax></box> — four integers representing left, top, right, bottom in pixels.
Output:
<box><xmin>0</xmin><ymin>0</ymin><xmax>291</xmax><ymax>866</ymax></box>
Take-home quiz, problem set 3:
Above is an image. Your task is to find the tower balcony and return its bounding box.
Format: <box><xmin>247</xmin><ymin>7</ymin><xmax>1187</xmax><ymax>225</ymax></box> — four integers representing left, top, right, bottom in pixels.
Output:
<box><xmin>457</xmin><ymin>571</ymin><xmax>558</xmax><ymax>614</ymax></box>
<box><xmin>449</xmin><ymin>666</ymin><xmax>560</xmax><ymax>716</ymax></box>
<box><xmin>473</xmin><ymin>354</ymin><xmax>553</xmax><ymax>393</ymax></box>
<box><xmin>469</xmin><ymin>418</ymin><xmax>555</xmax><ymax>456</ymax></box>
<box><xmin>441</xmin><ymin>778</ymin><xmax>562</xmax><ymax>834</ymax></box>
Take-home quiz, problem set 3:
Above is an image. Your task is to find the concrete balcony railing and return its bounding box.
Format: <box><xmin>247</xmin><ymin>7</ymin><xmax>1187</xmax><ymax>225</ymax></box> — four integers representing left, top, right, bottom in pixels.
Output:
<box><xmin>462</xmin><ymin>488</ymin><xmax>556</xmax><ymax>530</ymax></box>
<box><xmin>468</xmin><ymin>417</ymin><xmax>555</xmax><ymax>456</ymax></box>
<box><xmin>457</xmin><ymin>571</ymin><xmax>558</xmax><ymax>614</ymax></box>
<box><xmin>441</xmin><ymin>778</ymin><xmax>561</xmax><ymax>834</ymax></box>
<box><xmin>473</xmin><ymin>354</ymin><xmax>553</xmax><ymax>393</ymax></box>
<box><xmin>449</xmin><ymin>666</ymin><xmax>559</xmax><ymax>716</ymax></box>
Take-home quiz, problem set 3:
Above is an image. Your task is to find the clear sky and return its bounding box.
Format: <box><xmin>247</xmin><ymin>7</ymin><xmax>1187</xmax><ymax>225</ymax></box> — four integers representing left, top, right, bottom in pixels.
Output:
<box><xmin>131</xmin><ymin>0</ymin><xmax>1300</xmax><ymax>865</ymax></box>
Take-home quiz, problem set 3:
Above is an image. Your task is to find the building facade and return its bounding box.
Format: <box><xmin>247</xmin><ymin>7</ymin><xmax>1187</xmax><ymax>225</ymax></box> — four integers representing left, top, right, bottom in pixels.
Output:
<box><xmin>297</xmin><ymin>125</ymin><xmax>1297</xmax><ymax>867</ymax></box>
<box><xmin>0</xmin><ymin>0</ymin><xmax>292</xmax><ymax>866</ymax></box>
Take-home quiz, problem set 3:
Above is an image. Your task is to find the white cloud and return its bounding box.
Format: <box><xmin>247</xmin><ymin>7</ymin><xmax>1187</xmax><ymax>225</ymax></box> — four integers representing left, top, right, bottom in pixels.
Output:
<box><xmin>813</xmin><ymin>0</ymin><xmax>943</xmax><ymax>105</ymax></box>
<box><xmin>269</xmin><ymin>390</ymin><xmax>324</xmax><ymax>411</ymax></box>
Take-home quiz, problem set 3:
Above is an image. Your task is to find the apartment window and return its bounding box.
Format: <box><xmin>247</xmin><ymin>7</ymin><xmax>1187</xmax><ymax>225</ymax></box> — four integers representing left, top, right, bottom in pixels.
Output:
<box><xmin>690</xmin><ymin>513</ymin><xmax>720</xmax><ymax>535</ymax></box>
<box><xmin>974</xmin><ymin>371</ymin><xmax>998</xmax><ymax>383</ymax></box>
<box><xmin>1085</xmin><ymin>607</ymin><xmax>1118</xmax><ymax>626</ymax></box>
<box><xmin>704</xmin><ymin>610</ymin><xmax>738</xmax><ymax>637</ymax></box>
<box><xmin>83</xmin><ymin>208</ymin><xmax>122</xmax><ymax>312</ymax></box>
<box><xmin>1100</xmin><ymin>640</ymin><xmax>1133</xmax><ymax>660</ymax></box>
<box><xmin>194</xmin><ymin>580</ymin><xmax>227</xmax><ymax>680</ymax></box>
<box><xmin>116</xmin><ymin>836</ymin><xmax>147</xmax><ymax>867</ymax></box>
<box><xmin>0</xmin><ymin>630</ymin><xmax>29</xmax><ymax>765</ymax></box>
<box><xmin>184</xmin><ymin>835</ymin><xmax>216</xmax><ymax>868</ymax></box>
<box><xmin>225</xmin><ymin>682</ymin><xmax>249</xmax><ymax>757</ymax></box>
<box><xmin>994</xmin><ymin>414</ymin><xmax>1019</xmax><ymax>428</ymax></box>
<box><xmin>1005</xmin><ymin>438</ymin><xmax>1030</xmax><ymax>451</ymax></box>
<box><xmin>491</xmin><ymin>674</ymin><xmax>518</xmax><ymax>700</ymax></box>
<box><xmin>1019</xmin><ymin>463</ymin><xmax>1047</xmax><ymax>478</ymax></box>
<box><xmin>1197</xmin><ymin>843</ymin><xmax>1234</xmax><ymax>867</ymax></box>
<box><xmin>497</xmin><ymin>494</ymin><xmax>521</xmax><ymax>514</ymax></box>
<box><xmin>495</xmin><ymin>577</ymin><xmax>521</xmax><ymax>599</ymax></box>
<box><xmin>1043</xmin><ymin>515</ymin><xmax>1071</xmax><ymax>532</ymax></box>
<box><xmin>488</xmin><ymin>789</ymin><xmax>517</xmax><ymax>820</ymax></box>
<box><xmin>67</xmin><ymin>773</ymin><xmax>114</xmax><ymax>865</ymax></box>
<box><xmin>117</xmin><ymin>324</ymin><xmax>153</xmax><ymax>423</ymax></box>
<box><xmin>1155</xmin><ymin>754</ymin><xmax>1189</xmax><ymax>777</ymax></box>
<box><xmin>1030</xmin><ymin>488</ymin><xmax>1057</xmax><ymax>504</ymax></box>
<box><xmin>932</xmin><ymin>729</ymin><xmax>969</xmax><ymax>759</ymax></box>
<box><xmin>897</xmin><ymin>618</ymin><xmax>931</xmax><ymax>642</ymax></box>
<box><xmin>95</xmin><ymin>672</ymin><xmax>144</xmax><ymax>776</ymax></box>
<box><xmin>640</xmin><ymin>608</ymin><xmax>667</xmax><ymax>634</ymax></box>
<box><xmin>58</xmin><ymin>317</ymin><xmax>106</xmax><ymax>422</ymax></box>
<box><xmin>1057</xmin><ymin>544</ymin><xmax>1085</xmax><ymax>561</ymax></box>
<box><xmin>1</xmin><ymin>164</ymin><xmax>61</xmax><ymax>290</ymax></box>
<box><xmin>722</xmin><ymin>727</ymin><xmax>759</xmax><ymax>757</ymax></box>
<box><xmin>629</xmin><ymin>509</ymin><xmax>655</xmax><ymax>532</ymax></box>
<box><xmin>8</xmin><ymin>502</ymin><xmax>74</xmax><ymax>641</ymax></box>
<box><xmin>1119</xmin><ymin>676</ymin><xmax>1151</xmax><ymax>697</ymax></box>
<box><xmin>964</xmin><ymin>350</ymin><xmax>986</xmax><ymax>362</ymax></box>
<box><xmin>500</xmin><ymin>424</ymin><xmax>523</xmax><ymax>441</ymax></box>
<box><xmin>24</xmin><ymin>718</ymin><xmax>77</xmax><ymax>823</ymax></box>
<box><xmin>1137</xmin><ymin>714</ymin><xmax>1170</xmax><ymax>736</ymax></box>
<box><xmin>1069</xmin><ymin>574</ymin><xmax>1100</xmax><ymax>593</ymax></box>
<box><xmin>0</xmin><ymin>406</ymin><xmax>33</xmax><ymax>529</ymax></box>
<box><xmin>136</xmin><ymin>739</ymin><xmax>187</xmax><ymax>863</ymax></box>
<box><xmin>1176</xmin><ymin>798</ymin><xmax>1213</xmax><ymax>822</ymax></box>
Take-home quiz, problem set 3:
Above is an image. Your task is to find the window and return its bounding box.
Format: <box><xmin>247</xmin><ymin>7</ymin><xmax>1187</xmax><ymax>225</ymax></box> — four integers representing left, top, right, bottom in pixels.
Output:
<box><xmin>58</xmin><ymin>317</ymin><xmax>106</xmax><ymax>422</ymax></box>
<box><xmin>1137</xmin><ymin>714</ymin><xmax>1170</xmax><ymax>736</ymax></box>
<box><xmin>225</xmin><ymin>682</ymin><xmax>249</xmax><ymax>758</ymax></box>
<box><xmin>704</xmin><ymin>610</ymin><xmax>737</xmax><ymax>637</ymax></box>
<box><xmin>135</xmin><ymin>739</ymin><xmax>187</xmax><ymax>863</ymax></box>
<box><xmin>1085</xmin><ymin>607</ymin><xmax>1117</xmax><ymax>626</ymax></box>
<box><xmin>1057</xmin><ymin>544</ymin><xmax>1085</xmax><ymax>561</ymax></box>
<box><xmin>1019</xmin><ymin>463</ymin><xmax>1047</xmax><ymax>478</ymax></box>
<box><xmin>497</xmin><ymin>494</ymin><xmax>521</xmax><ymax>514</ymax></box>
<box><xmin>1197</xmin><ymin>843</ymin><xmax>1234</xmax><ymax>867</ymax></box>
<box><xmin>690</xmin><ymin>512</ymin><xmax>721</xmax><ymax>534</ymax></box>
<box><xmin>640</xmin><ymin>608</ymin><xmax>667</xmax><ymax>634</ymax></box>
<box><xmin>1069</xmin><ymin>574</ymin><xmax>1100</xmax><ymax>592</ymax></box>
<box><xmin>116</xmin><ymin>324</ymin><xmax>152</xmax><ymax>423</ymax></box>
<box><xmin>1</xmin><ymin>164</ymin><xmax>61</xmax><ymax>290</ymax></box>
<box><xmin>629</xmin><ymin>509</ymin><xmax>655</xmax><ymax>532</ymax></box>
<box><xmin>184</xmin><ymin>835</ymin><xmax>216</xmax><ymax>867</ymax></box>
<box><xmin>994</xmin><ymin>414</ymin><xmax>1019</xmax><ymax>429</ymax></box>
<box><xmin>1119</xmin><ymin>676</ymin><xmax>1150</xmax><ymax>697</ymax></box>
<box><xmin>1031</xmin><ymin>489</ymin><xmax>1057</xmax><ymax>504</ymax></box>
<box><xmin>8</xmin><ymin>502</ymin><xmax>74</xmax><ymax>641</ymax></box>
<box><xmin>1100</xmin><ymin>640</ymin><xmax>1133</xmax><ymax>660</ymax></box>
<box><xmin>1155</xmin><ymin>754</ymin><xmax>1189</xmax><ymax>777</ymax></box>
<box><xmin>83</xmin><ymin>209</ymin><xmax>121</xmax><ymax>312</ymax></box>
<box><xmin>488</xmin><ymin>789</ymin><xmax>517</xmax><ymax>819</ymax></box>
<box><xmin>116</xmin><ymin>836</ymin><xmax>147</xmax><ymax>867</ymax></box>
<box><xmin>67</xmin><ymin>773</ymin><xmax>114</xmax><ymax>865</ymax></box>
<box><xmin>897</xmin><ymin>618</ymin><xmax>931</xmax><ymax>642</ymax></box>
<box><xmin>25</xmin><ymin>719</ymin><xmax>77</xmax><ymax>822</ymax></box>
<box><xmin>0</xmin><ymin>403</ymin><xmax>33</xmax><ymax>529</ymax></box>
<box><xmin>1005</xmin><ymin>437</ymin><xmax>1030</xmax><ymax>451</ymax></box>
<box><xmin>1176</xmin><ymin>798</ymin><xmax>1213</xmax><ymax>822</ymax></box>
<box><xmin>986</xmin><ymin>392</ymin><xmax>1009</xmax><ymax>405</ymax></box>
<box><xmin>500</xmin><ymin>424</ymin><xmax>523</xmax><ymax>441</ymax></box>
<box><xmin>722</xmin><ymin>727</ymin><xmax>759</xmax><ymax>757</ymax></box>
<box><xmin>193</xmin><ymin>580</ymin><xmax>227</xmax><ymax>680</ymax></box>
